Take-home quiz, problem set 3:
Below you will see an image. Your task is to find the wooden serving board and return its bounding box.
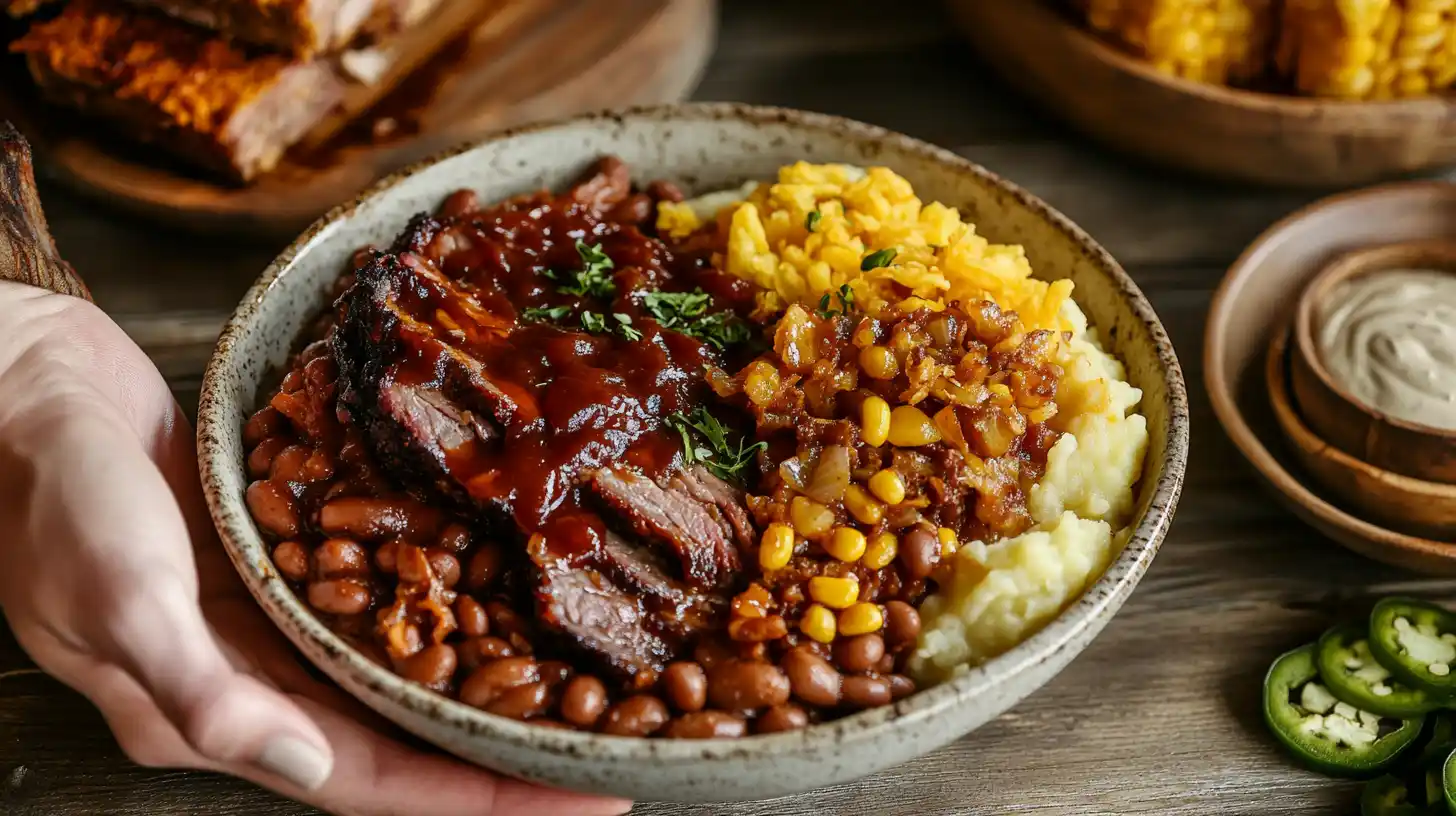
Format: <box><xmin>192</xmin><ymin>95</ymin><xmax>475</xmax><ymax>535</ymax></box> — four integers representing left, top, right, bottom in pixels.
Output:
<box><xmin>0</xmin><ymin>0</ymin><xmax>717</xmax><ymax>238</ymax></box>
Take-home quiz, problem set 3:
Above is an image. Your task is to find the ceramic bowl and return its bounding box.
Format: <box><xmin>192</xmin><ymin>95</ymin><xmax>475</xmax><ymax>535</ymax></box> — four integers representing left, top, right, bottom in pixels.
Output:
<box><xmin>1290</xmin><ymin>241</ymin><xmax>1456</xmax><ymax>483</ymax></box>
<box><xmin>1270</xmin><ymin>321</ymin><xmax>1456</xmax><ymax>540</ymax></box>
<box><xmin>946</xmin><ymin>0</ymin><xmax>1456</xmax><ymax>188</ymax></box>
<box><xmin>1207</xmin><ymin>181</ymin><xmax>1456</xmax><ymax>574</ymax></box>
<box><xmin>197</xmin><ymin>103</ymin><xmax>1189</xmax><ymax>802</ymax></box>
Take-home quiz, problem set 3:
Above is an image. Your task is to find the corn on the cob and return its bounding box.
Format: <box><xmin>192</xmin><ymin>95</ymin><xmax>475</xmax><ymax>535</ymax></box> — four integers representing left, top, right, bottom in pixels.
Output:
<box><xmin>1074</xmin><ymin>0</ymin><xmax>1280</xmax><ymax>85</ymax></box>
<box><xmin>1277</xmin><ymin>0</ymin><xmax>1456</xmax><ymax>99</ymax></box>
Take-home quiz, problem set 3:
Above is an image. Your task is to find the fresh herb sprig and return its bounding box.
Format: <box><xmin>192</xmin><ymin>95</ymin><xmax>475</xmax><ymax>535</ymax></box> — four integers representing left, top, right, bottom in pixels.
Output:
<box><xmin>816</xmin><ymin>284</ymin><xmax>856</xmax><ymax>319</ymax></box>
<box><xmin>639</xmin><ymin>288</ymin><xmax>753</xmax><ymax>350</ymax></box>
<box><xmin>665</xmin><ymin>406</ymin><xmax>766</xmax><ymax>483</ymax></box>
<box><xmin>805</xmin><ymin>210</ymin><xmax>822</xmax><ymax>232</ymax></box>
<box><xmin>861</xmin><ymin>247</ymin><xmax>898</xmax><ymax>271</ymax></box>
<box><xmin>545</xmin><ymin>240</ymin><xmax>618</xmax><ymax>298</ymax></box>
<box><xmin>520</xmin><ymin>305</ymin><xmax>572</xmax><ymax>323</ymax></box>
<box><xmin>577</xmin><ymin>310</ymin><xmax>642</xmax><ymax>341</ymax></box>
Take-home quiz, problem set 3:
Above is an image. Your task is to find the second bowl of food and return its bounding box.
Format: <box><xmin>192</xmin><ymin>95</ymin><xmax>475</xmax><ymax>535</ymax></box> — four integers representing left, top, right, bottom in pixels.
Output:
<box><xmin>197</xmin><ymin>103</ymin><xmax>1189</xmax><ymax>801</ymax></box>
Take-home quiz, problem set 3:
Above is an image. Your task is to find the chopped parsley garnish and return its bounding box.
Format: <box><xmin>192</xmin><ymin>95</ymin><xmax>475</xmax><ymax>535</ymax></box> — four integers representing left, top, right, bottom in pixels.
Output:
<box><xmin>520</xmin><ymin>305</ymin><xmax>571</xmax><ymax>323</ymax></box>
<box><xmin>665</xmin><ymin>406</ymin><xmax>766</xmax><ymax>483</ymax></box>
<box><xmin>805</xmin><ymin>210</ymin><xmax>822</xmax><ymax>232</ymax></box>
<box><xmin>547</xmin><ymin>240</ymin><xmax>617</xmax><ymax>298</ymax></box>
<box><xmin>816</xmin><ymin>284</ymin><xmax>856</xmax><ymax>319</ymax></box>
<box><xmin>578</xmin><ymin>310</ymin><xmax>642</xmax><ymax>341</ymax></box>
<box><xmin>580</xmin><ymin>311</ymin><xmax>608</xmax><ymax>334</ymax></box>
<box><xmin>639</xmin><ymin>288</ymin><xmax>753</xmax><ymax>350</ymax></box>
<box><xmin>612</xmin><ymin>312</ymin><xmax>643</xmax><ymax>341</ymax></box>
<box><xmin>861</xmin><ymin>247</ymin><xmax>898</xmax><ymax>271</ymax></box>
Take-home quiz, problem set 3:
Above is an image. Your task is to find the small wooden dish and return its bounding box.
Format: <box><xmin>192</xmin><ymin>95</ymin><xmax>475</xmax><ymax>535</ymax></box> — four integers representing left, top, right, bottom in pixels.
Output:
<box><xmin>1207</xmin><ymin>180</ymin><xmax>1456</xmax><ymax>574</ymax></box>
<box><xmin>946</xmin><ymin>0</ymin><xmax>1456</xmax><ymax>188</ymax></box>
<box><xmin>1290</xmin><ymin>241</ymin><xmax>1456</xmax><ymax>482</ymax></box>
<box><xmin>1270</xmin><ymin>321</ymin><xmax>1456</xmax><ymax>539</ymax></box>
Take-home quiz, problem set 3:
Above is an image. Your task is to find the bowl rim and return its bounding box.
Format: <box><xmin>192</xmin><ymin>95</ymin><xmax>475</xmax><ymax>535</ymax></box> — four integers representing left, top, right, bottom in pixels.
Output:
<box><xmin>1206</xmin><ymin>180</ymin><xmax>1456</xmax><ymax>561</ymax></box>
<box><xmin>199</xmin><ymin>101</ymin><xmax>1190</xmax><ymax>763</ymax></box>
<box><xmin>1038</xmin><ymin>0</ymin><xmax>1456</xmax><ymax>116</ymax></box>
<box><xmin>1269</xmin><ymin>320</ymin><xmax>1456</xmax><ymax>502</ymax></box>
<box><xmin>1292</xmin><ymin>240</ymin><xmax>1456</xmax><ymax>441</ymax></box>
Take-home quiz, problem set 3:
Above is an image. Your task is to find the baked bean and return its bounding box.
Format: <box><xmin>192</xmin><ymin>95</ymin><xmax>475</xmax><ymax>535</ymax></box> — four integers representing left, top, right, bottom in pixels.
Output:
<box><xmin>439</xmin><ymin>190</ymin><xmax>479</xmax><ymax>218</ymax></box>
<box><xmin>693</xmin><ymin>638</ymin><xmax>735</xmax><ymax>670</ymax></box>
<box><xmin>781</xmin><ymin>647</ymin><xmax>841</xmax><ymax>707</ymax></box>
<box><xmin>279</xmin><ymin>369</ymin><xmax>303</xmax><ymax>393</ymax></box>
<box><xmin>560</xmin><ymin>675</ymin><xmax>608</xmax><ymax>727</ymax></box>
<box><xmin>314</xmin><ymin>539</ymin><xmax>369</xmax><ymax>578</ymax></box>
<box><xmin>841</xmin><ymin>674</ymin><xmax>893</xmax><ymax>709</ymax></box>
<box><xmin>244</xmin><ymin>406</ymin><xmax>286</xmax><ymax>447</ymax></box>
<box><xmin>727</xmin><ymin>615</ymin><xmax>788</xmax><ymax>643</ymax></box>
<box><xmin>437</xmin><ymin>523</ymin><xmax>472</xmax><ymax>553</ymax></box>
<box><xmin>755</xmin><ymin>704</ymin><xmax>809</xmax><ymax>734</ymax></box>
<box><xmin>271</xmin><ymin>541</ymin><xmax>310</xmax><ymax>582</ymax></box>
<box><xmin>607</xmin><ymin>193</ymin><xmax>653</xmax><ymax>225</ymax></box>
<box><xmin>537</xmin><ymin>660</ymin><xmax>573</xmax><ymax>687</ymax></box>
<box><xmin>303</xmin><ymin>448</ymin><xmax>336</xmax><ymax>481</ymax></box>
<box><xmin>307</xmin><ymin>579</ymin><xmax>372</xmax><ymax>615</ymax></box>
<box><xmin>887</xmin><ymin>674</ymin><xmax>916</xmax><ymax>700</ymax></box>
<box><xmin>319</xmin><ymin>496</ymin><xmax>440</xmax><ymax>541</ymax></box>
<box><xmin>247</xmin><ymin>436</ymin><xmax>290</xmax><ymax>479</ymax></box>
<box><xmin>899</xmin><ymin>528</ymin><xmax>941</xmax><ymax>580</ymax></box>
<box><xmin>459</xmin><ymin>636</ymin><xmax>514</xmax><ymax>671</ymax></box>
<box><xmin>646</xmin><ymin>180</ymin><xmax>685</xmax><ymax>203</ymax></box>
<box><xmin>661</xmin><ymin>711</ymin><xmax>747</xmax><ymax>739</ymax></box>
<box><xmin>875</xmin><ymin>653</ymin><xmax>896</xmax><ymax>674</ymax></box>
<box><xmin>834</xmin><ymin>634</ymin><xmax>885</xmax><ymax>674</ymax></box>
<box><xmin>247</xmin><ymin>480</ymin><xmax>300</xmax><ymax>538</ymax></box>
<box><xmin>455</xmin><ymin>596</ymin><xmax>490</xmax><ymax>638</ymax></box>
<box><xmin>399</xmin><ymin>644</ymin><xmax>457</xmax><ymax>691</ymax></box>
<box><xmin>600</xmin><ymin>695</ymin><xmax>670</xmax><ymax>737</ymax></box>
<box><xmin>707</xmin><ymin>659</ymin><xmax>790</xmax><ymax>710</ymax></box>
<box><xmin>486</xmin><ymin>681</ymin><xmax>553</xmax><ymax>720</ymax></box>
<box><xmin>375</xmin><ymin>539</ymin><xmax>401</xmax><ymax>574</ymax></box>
<box><xmin>460</xmin><ymin>657</ymin><xmax>539</xmax><ymax>709</ymax></box>
<box><xmin>884</xmin><ymin>601</ymin><xmax>921</xmax><ymax>648</ymax></box>
<box><xmin>466</xmin><ymin>545</ymin><xmax>505</xmax><ymax>590</ymax></box>
<box><xmin>485</xmin><ymin>601</ymin><xmax>531</xmax><ymax>643</ymax></box>
<box><xmin>396</xmin><ymin>545</ymin><xmax>431</xmax><ymax>584</ymax></box>
<box><xmin>425</xmin><ymin>549</ymin><xmax>461</xmax><ymax>588</ymax></box>
<box><xmin>662</xmin><ymin>662</ymin><xmax>707</xmax><ymax>713</ymax></box>
<box><xmin>268</xmin><ymin>444</ymin><xmax>310</xmax><ymax>482</ymax></box>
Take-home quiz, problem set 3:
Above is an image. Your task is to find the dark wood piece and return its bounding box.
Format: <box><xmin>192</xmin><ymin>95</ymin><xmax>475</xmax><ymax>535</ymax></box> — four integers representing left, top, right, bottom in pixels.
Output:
<box><xmin>0</xmin><ymin>0</ymin><xmax>716</xmax><ymax>238</ymax></box>
<box><xmin>0</xmin><ymin>121</ymin><xmax>88</xmax><ymax>301</ymax></box>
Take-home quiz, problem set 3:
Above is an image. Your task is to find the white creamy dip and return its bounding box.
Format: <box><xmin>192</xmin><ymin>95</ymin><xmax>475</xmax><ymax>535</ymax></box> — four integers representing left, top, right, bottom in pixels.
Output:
<box><xmin>1316</xmin><ymin>269</ymin><xmax>1456</xmax><ymax>431</ymax></box>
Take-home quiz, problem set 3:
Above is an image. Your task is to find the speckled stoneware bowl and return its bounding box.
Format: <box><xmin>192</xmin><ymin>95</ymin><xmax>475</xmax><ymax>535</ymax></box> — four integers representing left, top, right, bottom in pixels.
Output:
<box><xmin>197</xmin><ymin>103</ymin><xmax>1189</xmax><ymax>802</ymax></box>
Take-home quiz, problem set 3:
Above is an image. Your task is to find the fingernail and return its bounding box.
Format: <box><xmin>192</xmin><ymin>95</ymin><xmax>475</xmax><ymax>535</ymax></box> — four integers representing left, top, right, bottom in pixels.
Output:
<box><xmin>255</xmin><ymin>735</ymin><xmax>332</xmax><ymax>791</ymax></box>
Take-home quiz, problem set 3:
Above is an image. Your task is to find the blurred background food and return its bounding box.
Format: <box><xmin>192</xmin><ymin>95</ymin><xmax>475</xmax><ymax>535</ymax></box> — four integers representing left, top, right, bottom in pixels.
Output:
<box><xmin>1072</xmin><ymin>0</ymin><xmax>1456</xmax><ymax>100</ymax></box>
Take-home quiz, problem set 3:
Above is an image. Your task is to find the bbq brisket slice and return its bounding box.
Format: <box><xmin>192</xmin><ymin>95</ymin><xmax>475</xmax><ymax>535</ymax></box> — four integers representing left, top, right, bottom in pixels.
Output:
<box><xmin>120</xmin><ymin>0</ymin><xmax>451</xmax><ymax>57</ymax></box>
<box><xmin>334</xmin><ymin>247</ymin><xmax>749</xmax><ymax>682</ymax></box>
<box><xmin>10</xmin><ymin>0</ymin><xmax>496</xmax><ymax>182</ymax></box>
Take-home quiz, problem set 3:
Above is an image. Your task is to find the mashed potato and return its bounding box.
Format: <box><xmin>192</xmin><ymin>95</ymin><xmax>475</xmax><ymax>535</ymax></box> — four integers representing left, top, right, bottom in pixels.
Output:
<box><xmin>663</xmin><ymin>164</ymin><xmax>1149</xmax><ymax>685</ymax></box>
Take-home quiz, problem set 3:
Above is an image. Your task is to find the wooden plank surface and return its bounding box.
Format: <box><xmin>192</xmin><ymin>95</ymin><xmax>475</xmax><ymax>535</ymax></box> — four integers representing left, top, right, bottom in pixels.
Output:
<box><xmin>5</xmin><ymin>1</ymin><xmax>1455</xmax><ymax>814</ymax></box>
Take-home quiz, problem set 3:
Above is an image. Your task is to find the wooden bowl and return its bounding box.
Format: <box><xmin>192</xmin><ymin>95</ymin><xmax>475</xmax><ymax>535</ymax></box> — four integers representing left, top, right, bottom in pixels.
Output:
<box><xmin>1270</xmin><ymin>321</ymin><xmax>1456</xmax><ymax>539</ymax></box>
<box><xmin>1290</xmin><ymin>241</ymin><xmax>1456</xmax><ymax>482</ymax></box>
<box><xmin>1206</xmin><ymin>180</ymin><xmax>1456</xmax><ymax>574</ymax></box>
<box><xmin>946</xmin><ymin>0</ymin><xmax>1456</xmax><ymax>188</ymax></box>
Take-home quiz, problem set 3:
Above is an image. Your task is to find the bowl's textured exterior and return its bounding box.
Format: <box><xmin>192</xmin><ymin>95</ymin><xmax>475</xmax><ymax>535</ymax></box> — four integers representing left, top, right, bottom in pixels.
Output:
<box><xmin>197</xmin><ymin>103</ymin><xmax>1189</xmax><ymax>802</ymax></box>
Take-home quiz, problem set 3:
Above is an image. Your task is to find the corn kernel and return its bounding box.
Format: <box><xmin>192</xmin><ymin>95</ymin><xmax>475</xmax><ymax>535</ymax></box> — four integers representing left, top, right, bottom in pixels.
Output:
<box><xmin>887</xmin><ymin>405</ymin><xmax>942</xmax><ymax>447</ymax></box>
<box><xmin>860</xmin><ymin>395</ymin><xmax>891</xmax><ymax>447</ymax></box>
<box><xmin>800</xmin><ymin>604</ymin><xmax>837</xmax><ymax>643</ymax></box>
<box><xmin>863</xmin><ymin>532</ymin><xmax>898</xmax><ymax>570</ymax></box>
<box><xmin>759</xmin><ymin>523</ymin><xmax>795</xmax><ymax>571</ymax></box>
<box><xmin>825</xmin><ymin>526</ymin><xmax>867</xmax><ymax>562</ymax></box>
<box><xmin>844</xmin><ymin>484</ymin><xmax>884</xmax><ymax>525</ymax></box>
<box><xmin>744</xmin><ymin>361</ymin><xmax>781</xmax><ymax>406</ymax></box>
<box><xmin>868</xmin><ymin>469</ymin><xmax>907</xmax><ymax>505</ymax></box>
<box><xmin>790</xmin><ymin>496</ymin><xmax>835</xmax><ymax>537</ymax></box>
<box><xmin>859</xmin><ymin>345</ymin><xmax>899</xmax><ymax>380</ymax></box>
<box><xmin>937</xmin><ymin>526</ymin><xmax>959</xmax><ymax>558</ymax></box>
<box><xmin>808</xmin><ymin>575</ymin><xmax>860</xmax><ymax>609</ymax></box>
<box><xmin>839</xmin><ymin>602</ymin><xmax>885</xmax><ymax>636</ymax></box>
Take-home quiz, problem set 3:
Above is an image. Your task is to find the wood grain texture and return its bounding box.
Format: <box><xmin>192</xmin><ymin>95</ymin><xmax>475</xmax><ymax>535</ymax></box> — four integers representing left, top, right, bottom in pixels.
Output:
<box><xmin>947</xmin><ymin>0</ymin><xmax>1456</xmax><ymax>189</ymax></box>
<box><xmin>1</xmin><ymin>0</ymin><xmax>716</xmax><ymax>237</ymax></box>
<box><xmin>7</xmin><ymin>1</ymin><xmax>1456</xmax><ymax>813</ymax></box>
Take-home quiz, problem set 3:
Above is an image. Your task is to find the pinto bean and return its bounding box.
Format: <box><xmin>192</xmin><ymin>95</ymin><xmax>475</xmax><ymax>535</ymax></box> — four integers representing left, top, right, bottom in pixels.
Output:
<box><xmin>306</xmin><ymin>579</ymin><xmax>372</xmax><ymax>615</ymax></box>
<box><xmin>271</xmin><ymin>541</ymin><xmax>310</xmax><ymax>582</ymax></box>
<box><xmin>439</xmin><ymin>190</ymin><xmax>480</xmax><ymax>218</ymax></box>
<box><xmin>884</xmin><ymin>601</ymin><xmax>922</xmax><ymax>648</ymax></box>
<box><xmin>269</xmin><ymin>444</ymin><xmax>311</xmax><ymax>482</ymax></box>
<box><xmin>755</xmin><ymin>704</ymin><xmax>809</xmax><ymax>734</ymax></box>
<box><xmin>661</xmin><ymin>711</ymin><xmax>747</xmax><ymax>739</ymax></box>
<box><xmin>246</xmin><ymin>480</ymin><xmax>299</xmax><ymax>538</ymax></box>
<box><xmin>834</xmin><ymin>634</ymin><xmax>886</xmax><ymax>674</ymax></box>
<box><xmin>466</xmin><ymin>544</ymin><xmax>505</xmax><ymax>590</ymax></box>
<box><xmin>485</xmin><ymin>681</ymin><xmax>552</xmax><ymax>720</ymax></box>
<box><xmin>244</xmin><ymin>406</ymin><xmax>286</xmax><ymax>447</ymax></box>
<box><xmin>398</xmin><ymin>644</ymin><xmax>457</xmax><ymax>691</ymax></box>
<box><xmin>375</xmin><ymin>539</ymin><xmax>401</xmax><ymax>574</ymax></box>
<box><xmin>560</xmin><ymin>676</ymin><xmax>608</xmax><ymax>728</ymax></box>
<box><xmin>782</xmin><ymin>648</ymin><xmax>841</xmax><ymax>707</ymax></box>
<box><xmin>706</xmin><ymin>660</ymin><xmax>790</xmax><ymax>711</ymax></box>
<box><xmin>247</xmin><ymin>436</ymin><xmax>290</xmax><ymax>479</ymax></box>
<box><xmin>600</xmin><ymin>695</ymin><xmax>669</xmax><ymax>737</ymax></box>
<box><xmin>425</xmin><ymin>549</ymin><xmax>461</xmax><ymax>588</ymax></box>
<box><xmin>662</xmin><ymin>662</ymin><xmax>707</xmax><ymax>713</ymax></box>
<box><xmin>899</xmin><ymin>528</ymin><xmax>941</xmax><ymax>580</ymax></box>
<box><xmin>319</xmin><ymin>496</ymin><xmax>441</xmax><ymax>541</ymax></box>
<box><xmin>460</xmin><ymin>657</ymin><xmax>539</xmax><ymax>709</ymax></box>
<box><xmin>887</xmin><ymin>674</ymin><xmax>916</xmax><ymax>700</ymax></box>
<box><xmin>437</xmin><ymin>523</ymin><xmax>472</xmax><ymax>553</ymax></box>
<box><xmin>841</xmin><ymin>674</ymin><xmax>893</xmax><ymax>709</ymax></box>
<box><xmin>455</xmin><ymin>596</ymin><xmax>490</xmax><ymax>638</ymax></box>
<box><xmin>458</xmin><ymin>637</ymin><xmax>514</xmax><ymax>671</ymax></box>
<box><xmin>313</xmin><ymin>539</ymin><xmax>369</xmax><ymax>579</ymax></box>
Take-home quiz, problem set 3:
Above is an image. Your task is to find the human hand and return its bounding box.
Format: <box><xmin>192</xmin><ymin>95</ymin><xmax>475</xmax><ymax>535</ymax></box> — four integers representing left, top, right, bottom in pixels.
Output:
<box><xmin>0</xmin><ymin>282</ymin><xmax>631</xmax><ymax>816</ymax></box>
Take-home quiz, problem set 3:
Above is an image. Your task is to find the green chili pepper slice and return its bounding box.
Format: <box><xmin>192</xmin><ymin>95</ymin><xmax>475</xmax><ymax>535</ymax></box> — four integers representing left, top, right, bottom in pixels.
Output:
<box><xmin>1320</xmin><ymin>623</ymin><xmax>1442</xmax><ymax>718</ymax></box>
<box><xmin>1443</xmin><ymin>749</ymin><xmax>1456</xmax><ymax>813</ymax></box>
<box><xmin>1265</xmin><ymin>643</ymin><xmax>1425</xmax><ymax>777</ymax></box>
<box><xmin>1370</xmin><ymin>599</ymin><xmax>1456</xmax><ymax>696</ymax></box>
<box><xmin>1413</xmin><ymin>713</ymin><xmax>1456</xmax><ymax>773</ymax></box>
<box><xmin>1362</xmin><ymin>775</ymin><xmax>1433</xmax><ymax>816</ymax></box>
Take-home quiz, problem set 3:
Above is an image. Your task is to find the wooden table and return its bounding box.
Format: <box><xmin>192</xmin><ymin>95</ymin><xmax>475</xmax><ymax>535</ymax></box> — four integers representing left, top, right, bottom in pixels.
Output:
<box><xmin>3</xmin><ymin>1</ymin><xmax>1450</xmax><ymax>813</ymax></box>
